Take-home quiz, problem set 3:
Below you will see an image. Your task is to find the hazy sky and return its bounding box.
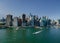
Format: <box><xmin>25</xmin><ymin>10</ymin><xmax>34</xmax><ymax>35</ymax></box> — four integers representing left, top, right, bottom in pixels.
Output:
<box><xmin>0</xmin><ymin>0</ymin><xmax>60</xmax><ymax>19</ymax></box>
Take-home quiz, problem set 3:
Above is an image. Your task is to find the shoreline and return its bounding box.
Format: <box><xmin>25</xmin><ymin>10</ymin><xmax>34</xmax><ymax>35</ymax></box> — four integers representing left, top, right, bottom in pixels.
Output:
<box><xmin>0</xmin><ymin>25</ymin><xmax>60</xmax><ymax>29</ymax></box>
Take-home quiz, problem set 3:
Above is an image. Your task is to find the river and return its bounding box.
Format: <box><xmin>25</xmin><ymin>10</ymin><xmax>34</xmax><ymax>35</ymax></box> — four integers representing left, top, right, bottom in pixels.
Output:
<box><xmin>0</xmin><ymin>26</ymin><xmax>60</xmax><ymax>43</ymax></box>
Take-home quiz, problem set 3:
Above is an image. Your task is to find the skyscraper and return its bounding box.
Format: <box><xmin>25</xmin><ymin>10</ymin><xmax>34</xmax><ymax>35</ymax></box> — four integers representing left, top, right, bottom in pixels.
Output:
<box><xmin>22</xmin><ymin>14</ymin><xmax>26</xmax><ymax>26</ymax></box>
<box><xmin>30</xmin><ymin>15</ymin><xmax>34</xmax><ymax>27</ymax></box>
<box><xmin>13</xmin><ymin>17</ymin><xmax>18</xmax><ymax>27</ymax></box>
<box><xmin>18</xmin><ymin>16</ymin><xmax>22</xmax><ymax>26</ymax></box>
<box><xmin>22</xmin><ymin>14</ymin><xmax>26</xmax><ymax>22</ymax></box>
<box><xmin>6</xmin><ymin>14</ymin><xmax>13</xmax><ymax>27</ymax></box>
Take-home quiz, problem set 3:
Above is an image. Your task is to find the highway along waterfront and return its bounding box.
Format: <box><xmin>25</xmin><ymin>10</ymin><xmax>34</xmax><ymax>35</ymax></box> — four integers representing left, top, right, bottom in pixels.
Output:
<box><xmin>0</xmin><ymin>26</ymin><xmax>60</xmax><ymax>43</ymax></box>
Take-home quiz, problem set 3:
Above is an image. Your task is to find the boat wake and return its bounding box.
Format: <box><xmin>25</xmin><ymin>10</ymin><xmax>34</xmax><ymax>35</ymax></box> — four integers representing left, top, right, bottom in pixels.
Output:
<box><xmin>33</xmin><ymin>30</ymin><xmax>43</xmax><ymax>34</ymax></box>
<box><xmin>16</xmin><ymin>27</ymin><xmax>19</xmax><ymax>30</ymax></box>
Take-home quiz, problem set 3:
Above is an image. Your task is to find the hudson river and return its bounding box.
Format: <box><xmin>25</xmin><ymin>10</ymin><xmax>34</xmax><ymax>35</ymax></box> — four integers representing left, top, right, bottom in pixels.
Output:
<box><xmin>0</xmin><ymin>26</ymin><xmax>60</xmax><ymax>43</ymax></box>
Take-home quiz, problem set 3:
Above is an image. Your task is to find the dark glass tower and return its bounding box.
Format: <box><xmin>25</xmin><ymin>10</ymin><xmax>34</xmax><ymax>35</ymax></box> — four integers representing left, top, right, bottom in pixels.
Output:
<box><xmin>22</xmin><ymin>14</ymin><xmax>26</xmax><ymax>23</ymax></box>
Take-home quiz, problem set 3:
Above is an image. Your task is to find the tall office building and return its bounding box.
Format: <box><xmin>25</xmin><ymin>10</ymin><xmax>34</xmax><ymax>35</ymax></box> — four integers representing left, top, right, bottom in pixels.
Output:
<box><xmin>13</xmin><ymin>17</ymin><xmax>18</xmax><ymax>27</ymax></box>
<box><xmin>22</xmin><ymin>14</ymin><xmax>26</xmax><ymax>22</ymax></box>
<box><xmin>29</xmin><ymin>14</ymin><xmax>34</xmax><ymax>27</ymax></box>
<box><xmin>6</xmin><ymin>14</ymin><xmax>13</xmax><ymax>26</ymax></box>
<box><xmin>22</xmin><ymin>14</ymin><xmax>26</xmax><ymax>26</ymax></box>
<box><xmin>40</xmin><ymin>16</ymin><xmax>48</xmax><ymax>26</ymax></box>
<box><xmin>18</xmin><ymin>16</ymin><xmax>22</xmax><ymax>26</ymax></box>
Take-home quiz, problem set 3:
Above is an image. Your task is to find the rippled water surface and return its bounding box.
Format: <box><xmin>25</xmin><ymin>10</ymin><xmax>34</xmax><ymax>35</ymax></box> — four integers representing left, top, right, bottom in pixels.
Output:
<box><xmin>0</xmin><ymin>26</ymin><xmax>60</xmax><ymax>43</ymax></box>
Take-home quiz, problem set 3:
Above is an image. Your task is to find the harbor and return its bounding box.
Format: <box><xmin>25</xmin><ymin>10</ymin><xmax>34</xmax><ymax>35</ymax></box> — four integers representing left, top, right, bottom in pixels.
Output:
<box><xmin>0</xmin><ymin>26</ymin><xmax>60</xmax><ymax>43</ymax></box>
<box><xmin>0</xmin><ymin>0</ymin><xmax>60</xmax><ymax>43</ymax></box>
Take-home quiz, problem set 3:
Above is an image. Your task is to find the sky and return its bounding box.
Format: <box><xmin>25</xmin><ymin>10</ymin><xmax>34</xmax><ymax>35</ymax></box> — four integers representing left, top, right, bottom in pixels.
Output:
<box><xmin>0</xmin><ymin>0</ymin><xmax>60</xmax><ymax>20</ymax></box>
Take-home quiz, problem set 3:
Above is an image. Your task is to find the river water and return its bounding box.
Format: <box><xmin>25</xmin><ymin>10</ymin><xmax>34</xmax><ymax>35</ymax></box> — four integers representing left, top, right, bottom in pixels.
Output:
<box><xmin>0</xmin><ymin>26</ymin><xmax>60</xmax><ymax>43</ymax></box>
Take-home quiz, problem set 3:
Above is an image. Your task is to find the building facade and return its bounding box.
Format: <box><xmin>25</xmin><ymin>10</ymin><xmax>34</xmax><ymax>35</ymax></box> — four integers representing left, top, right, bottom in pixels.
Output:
<box><xmin>13</xmin><ymin>17</ymin><xmax>18</xmax><ymax>27</ymax></box>
<box><xmin>6</xmin><ymin>14</ymin><xmax>13</xmax><ymax>27</ymax></box>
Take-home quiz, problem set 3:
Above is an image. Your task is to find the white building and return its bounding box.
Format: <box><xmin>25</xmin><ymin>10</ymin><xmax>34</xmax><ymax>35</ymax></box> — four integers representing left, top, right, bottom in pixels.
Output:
<box><xmin>40</xmin><ymin>19</ymin><xmax>43</xmax><ymax>26</ymax></box>
<box><xmin>6</xmin><ymin>14</ymin><xmax>13</xmax><ymax>26</ymax></box>
<box><xmin>13</xmin><ymin>17</ymin><xmax>18</xmax><ymax>27</ymax></box>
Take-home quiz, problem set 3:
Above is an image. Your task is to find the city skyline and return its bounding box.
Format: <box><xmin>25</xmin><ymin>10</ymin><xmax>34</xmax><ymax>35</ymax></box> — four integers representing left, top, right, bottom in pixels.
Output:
<box><xmin>0</xmin><ymin>0</ymin><xmax>60</xmax><ymax>20</ymax></box>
